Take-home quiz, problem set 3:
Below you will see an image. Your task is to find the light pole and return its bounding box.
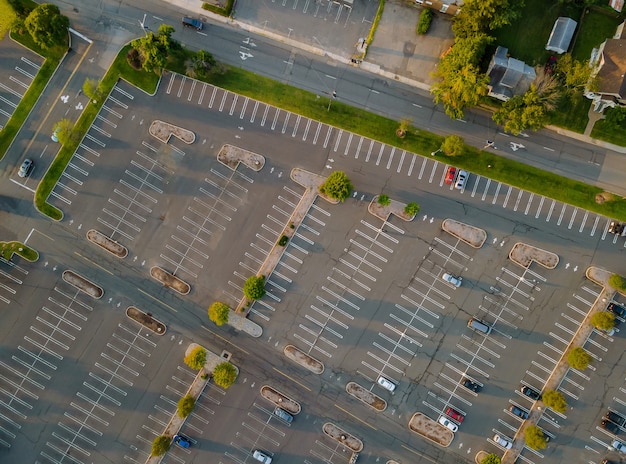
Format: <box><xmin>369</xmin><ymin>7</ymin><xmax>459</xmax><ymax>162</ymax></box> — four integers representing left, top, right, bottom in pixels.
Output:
<box><xmin>327</xmin><ymin>90</ymin><xmax>337</xmax><ymax>112</ymax></box>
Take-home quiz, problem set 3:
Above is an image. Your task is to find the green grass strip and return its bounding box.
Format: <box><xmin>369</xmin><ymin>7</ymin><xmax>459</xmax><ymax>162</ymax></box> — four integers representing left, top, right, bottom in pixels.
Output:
<box><xmin>0</xmin><ymin>241</ymin><xmax>38</xmax><ymax>261</ymax></box>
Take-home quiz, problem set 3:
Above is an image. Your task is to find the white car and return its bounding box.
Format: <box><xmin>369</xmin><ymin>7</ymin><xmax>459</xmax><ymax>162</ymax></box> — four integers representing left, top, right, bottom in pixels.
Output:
<box><xmin>377</xmin><ymin>375</ymin><xmax>396</xmax><ymax>392</ymax></box>
<box><xmin>253</xmin><ymin>450</ymin><xmax>273</xmax><ymax>463</ymax></box>
<box><xmin>454</xmin><ymin>170</ymin><xmax>468</xmax><ymax>190</ymax></box>
<box><xmin>613</xmin><ymin>439</ymin><xmax>626</xmax><ymax>452</ymax></box>
<box><xmin>442</xmin><ymin>272</ymin><xmax>462</xmax><ymax>287</ymax></box>
<box><xmin>438</xmin><ymin>415</ymin><xmax>458</xmax><ymax>432</ymax></box>
<box><xmin>493</xmin><ymin>434</ymin><xmax>513</xmax><ymax>449</ymax></box>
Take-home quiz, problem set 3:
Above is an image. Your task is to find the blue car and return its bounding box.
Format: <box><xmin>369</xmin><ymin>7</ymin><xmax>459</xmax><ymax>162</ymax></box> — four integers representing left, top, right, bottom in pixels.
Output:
<box><xmin>173</xmin><ymin>434</ymin><xmax>191</xmax><ymax>448</ymax></box>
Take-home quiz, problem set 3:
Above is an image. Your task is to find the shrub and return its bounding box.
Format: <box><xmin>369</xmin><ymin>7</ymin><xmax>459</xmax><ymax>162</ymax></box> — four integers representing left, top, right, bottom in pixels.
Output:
<box><xmin>378</xmin><ymin>194</ymin><xmax>391</xmax><ymax>206</ymax></box>
<box><xmin>177</xmin><ymin>395</ymin><xmax>195</xmax><ymax>418</ymax></box>
<box><xmin>151</xmin><ymin>435</ymin><xmax>170</xmax><ymax>456</ymax></box>
<box><xmin>590</xmin><ymin>311</ymin><xmax>615</xmax><ymax>332</ymax></box>
<box><xmin>404</xmin><ymin>202</ymin><xmax>420</xmax><ymax>216</ymax></box>
<box><xmin>542</xmin><ymin>389</ymin><xmax>567</xmax><ymax>413</ymax></box>
<box><xmin>525</xmin><ymin>425</ymin><xmax>547</xmax><ymax>450</ymax></box>
<box><xmin>417</xmin><ymin>8</ymin><xmax>433</xmax><ymax>35</ymax></box>
<box><xmin>243</xmin><ymin>275</ymin><xmax>266</xmax><ymax>300</ymax></box>
<box><xmin>567</xmin><ymin>347</ymin><xmax>590</xmax><ymax>370</ymax></box>
<box><xmin>442</xmin><ymin>134</ymin><xmax>464</xmax><ymax>156</ymax></box>
<box><xmin>184</xmin><ymin>346</ymin><xmax>207</xmax><ymax>370</ymax></box>
<box><xmin>480</xmin><ymin>454</ymin><xmax>501</xmax><ymax>464</ymax></box>
<box><xmin>319</xmin><ymin>171</ymin><xmax>353</xmax><ymax>202</ymax></box>
<box><xmin>208</xmin><ymin>301</ymin><xmax>230</xmax><ymax>326</ymax></box>
<box><xmin>213</xmin><ymin>362</ymin><xmax>237</xmax><ymax>389</ymax></box>
<box><xmin>609</xmin><ymin>274</ymin><xmax>626</xmax><ymax>292</ymax></box>
<box><xmin>278</xmin><ymin>235</ymin><xmax>289</xmax><ymax>246</ymax></box>
<box><xmin>126</xmin><ymin>48</ymin><xmax>143</xmax><ymax>70</ymax></box>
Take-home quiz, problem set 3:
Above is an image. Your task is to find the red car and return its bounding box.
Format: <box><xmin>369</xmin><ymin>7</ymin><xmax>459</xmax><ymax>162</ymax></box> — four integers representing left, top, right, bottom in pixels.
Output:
<box><xmin>444</xmin><ymin>166</ymin><xmax>457</xmax><ymax>185</ymax></box>
<box><xmin>445</xmin><ymin>406</ymin><xmax>465</xmax><ymax>423</ymax></box>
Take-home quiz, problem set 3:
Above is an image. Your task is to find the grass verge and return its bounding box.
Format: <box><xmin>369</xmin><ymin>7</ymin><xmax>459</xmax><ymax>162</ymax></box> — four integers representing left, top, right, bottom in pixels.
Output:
<box><xmin>591</xmin><ymin>118</ymin><xmax>626</xmax><ymax>147</ymax></box>
<box><xmin>0</xmin><ymin>241</ymin><xmax>38</xmax><ymax>261</ymax></box>
<box><xmin>547</xmin><ymin>92</ymin><xmax>591</xmax><ymax>133</ymax></box>
<box><xmin>202</xmin><ymin>0</ymin><xmax>234</xmax><ymax>17</ymax></box>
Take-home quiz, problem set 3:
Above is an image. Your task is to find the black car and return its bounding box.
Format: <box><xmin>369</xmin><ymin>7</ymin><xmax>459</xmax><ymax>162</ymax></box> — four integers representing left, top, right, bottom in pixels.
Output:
<box><xmin>605</xmin><ymin>411</ymin><xmax>626</xmax><ymax>428</ymax></box>
<box><xmin>607</xmin><ymin>302</ymin><xmax>626</xmax><ymax>318</ymax></box>
<box><xmin>601</xmin><ymin>419</ymin><xmax>621</xmax><ymax>435</ymax></box>
<box><xmin>461</xmin><ymin>377</ymin><xmax>481</xmax><ymax>392</ymax></box>
<box><xmin>608</xmin><ymin>221</ymin><xmax>626</xmax><ymax>236</ymax></box>
<box><xmin>521</xmin><ymin>385</ymin><xmax>542</xmax><ymax>401</ymax></box>
<box><xmin>509</xmin><ymin>405</ymin><xmax>529</xmax><ymax>419</ymax></box>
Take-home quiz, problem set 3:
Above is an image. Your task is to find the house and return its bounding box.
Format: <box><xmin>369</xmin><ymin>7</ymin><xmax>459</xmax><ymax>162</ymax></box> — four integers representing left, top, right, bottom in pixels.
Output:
<box><xmin>546</xmin><ymin>17</ymin><xmax>577</xmax><ymax>54</ymax></box>
<box><xmin>487</xmin><ymin>46</ymin><xmax>536</xmax><ymax>101</ymax></box>
<box><xmin>609</xmin><ymin>0</ymin><xmax>623</xmax><ymax>13</ymax></box>
<box><xmin>586</xmin><ymin>22</ymin><xmax>626</xmax><ymax>111</ymax></box>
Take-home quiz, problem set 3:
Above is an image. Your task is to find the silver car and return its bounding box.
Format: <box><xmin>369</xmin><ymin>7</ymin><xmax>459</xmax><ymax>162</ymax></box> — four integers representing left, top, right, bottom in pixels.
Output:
<box><xmin>18</xmin><ymin>159</ymin><xmax>33</xmax><ymax>178</ymax></box>
<box><xmin>454</xmin><ymin>170</ymin><xmax>468</xmax><ymax>190</ymax></box>
<box><xmin>377</xmin><ymin>375</ymin><xmax>396</xmax><ymax>392</ymax></box>
<box><xmin>442</xmin><ymin>272</ymin><xmax>462</xmax><ymax>287</ymax></box>
<box><xmin>493</xmin><ymin>434</ymin><xmax>512</xmax><ymax>449</ymax></box>
<box><xmin>274</xmin><ymin>407</ymin><xmax>293</xmax><ymax>423</ymax></box>
<box><xmin>438</xmin><ymin>415</ymin><xmax>458</xmax><ymax>432</ymax></box>
<box><xmin>253</xmin><ymin>450</ymin><xmax>273</xmax><ymax>463</ymax></box>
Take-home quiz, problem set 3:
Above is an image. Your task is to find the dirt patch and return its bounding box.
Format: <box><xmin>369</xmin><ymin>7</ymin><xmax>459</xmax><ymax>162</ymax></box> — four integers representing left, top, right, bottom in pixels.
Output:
<box><xmin>284</xmin><ymin>345</ymin><xmax>324</xmax><ymax>374</ymax></box>
<box><xmin>595</xmin><ymin>192</ymin><xmax>615</xmax><ymax>204</ymax></box>
<box><xmin>442</xmin><ymin>219</ymin><xmax>487</xmax><ymax>248</ymax></box>
<box><xmin>126</xmin><ymin>306</ymin><xmax>166</xmax><ymax>335</ymax></box>
<box><xmin>408</xmin><ymin>412</ymin><xmax>453</xmax><ymax>447</ymax></box>
<box><xmin>346</xmin><ymin>382</ymin><xmax>387</xmax><ymax>411</ymax></box>
<box><xmin>150</xmin><ymin>266</ymin><xmax>191</xmax><ymax>295</ymax></box>
<box><xmin>509</xmin><ymin>242</ymin><xmax>559</xmax><ymax>269</ymax></box>
<box><xmin>217</xmin><ymin>144</ymin><xmax>264</xmax><ymax>171</ymax></box>
<box><xmin>62</xmin><ymin>270</ymin><xmax>103</xmax><ymax>299</ymax></box>
<box><xmin>149</xmin><ymin>120</ymin><xmax>195</xmax><ymax>144</ymax></box>
<box><xmin>323</xmin><ymin>422</ymin><xmax>363</xmax><ymax>452</ymax></box>
<box><xmin>368</xmin><ymin>196</ymin><xmax>415</xmax><ymax>222</ymax></box>
<box><xmin>87</xmin><ymin>229</ymin><xmax>128</xmax><ymax>258</ymax></box>
<box><xmin>260</xmin><ymin>385</ymin><xmax>301</xmax><ymax>414</ymax></box>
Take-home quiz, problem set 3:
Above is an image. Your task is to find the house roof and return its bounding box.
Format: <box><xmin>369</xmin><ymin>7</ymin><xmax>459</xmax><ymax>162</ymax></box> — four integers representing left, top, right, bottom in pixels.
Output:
<box><xmin>598</xmin><ymin>38</ymin><xmax>626</xmax><ymax>97</ymax></box>
<box><xmin>546</xmin><ymin>17</ymin><xmax>577</xmax><ymax>54</ymax></box>
<box><xmin>487</xmin><ymin>46</ymin><xmax>536</xmax><ymax>101</ymax></box>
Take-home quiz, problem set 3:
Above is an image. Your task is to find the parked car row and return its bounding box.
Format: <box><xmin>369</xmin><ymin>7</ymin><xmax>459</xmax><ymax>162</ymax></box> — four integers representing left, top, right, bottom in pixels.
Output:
<box><xmin>443</xmin><ymin>166</ymin><xmax>469</xmax><ymax>190</ymax></box>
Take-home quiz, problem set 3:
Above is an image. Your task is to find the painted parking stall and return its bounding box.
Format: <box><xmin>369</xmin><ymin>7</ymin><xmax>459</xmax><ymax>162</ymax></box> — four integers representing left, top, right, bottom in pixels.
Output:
<box><xmin>0</xmin><ymin>257</ymin><xmax>28</xmax><ymax>305</ymax></box>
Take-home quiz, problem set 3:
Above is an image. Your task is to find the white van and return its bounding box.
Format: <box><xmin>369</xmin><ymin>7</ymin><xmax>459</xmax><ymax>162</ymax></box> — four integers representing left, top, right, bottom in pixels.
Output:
<box><xmin>468</xmin><ymin>317</ymin><xmax>492</xmax><ymax>334</ymax></box>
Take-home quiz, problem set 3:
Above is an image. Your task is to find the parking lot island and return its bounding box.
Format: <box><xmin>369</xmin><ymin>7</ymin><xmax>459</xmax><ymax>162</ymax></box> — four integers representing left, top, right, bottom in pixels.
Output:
<box><xmin>126</xmin><ymin>306</ymin><xmax>166</xmax><ymax>335</ymax></box>
<box><xmin>260</xmin><ymin>385</ymin><xmax>301</xmax><ymax>414</ymax></box>
<box><xmin>148</xmin><ymin>120</ymin><xmax>195</xmax><ymax>144</ymax></box>
<box><xmin>322</xmin><ymin>422</ymin><xmax>364</xmax><ymax>452</ymax></box>
<box><xmin>441</xmin><ymin>219</ymin><xmax>487</xmax><ymax>248</ymax></box>
<box><xmin>509</xmin><ymin>242</ymin><xmax>559</xmax><ymax>269</ymax></box>
<box><xmin>150</xmin><ymin>266</ymin><xmax>191</xmax><ymax>295</ymax></box>
<box><xmin>284</xmin><ymin>344</ymin><xmax>324</xmax><ymax>374</ymax></box>
<box><xmin>86</xmin><ymin>229</ymin><xmax>128</xmax><ymax>258</ymax></box>
<box><xmin>217</xmin><ymin>144</ymin><xmax>265</xmax><ymax>171</ymax></box>
<box><xmin>408</xmin><ymin>412</ymin><xmax>454</xmax><ymax>447</ymax></box>
<box><xmin>62</xmin><ymin>270</ymin><xmax>103</xmax><ymax>299</ymax></box>
<box><xmin>346</xmin><ymin>381</ymin><xmax>387</xmax><ymax>411</ymax></box>
<box><xmin>368</xmin><ymin>196</ymin><xmax>417</xmax><ymax>222</ymax></box>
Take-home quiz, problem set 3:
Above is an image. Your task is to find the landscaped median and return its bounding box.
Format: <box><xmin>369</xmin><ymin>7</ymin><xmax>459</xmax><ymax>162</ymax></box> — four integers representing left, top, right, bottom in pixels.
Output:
<box><xmin>0</xmin><ymin>241</ymin><xmax>38</xmax><ymax>262</ymax></box>
<box><xmin>408</xmin><ymin>412</ymin><xmax>454</xmax><ymax>447</ymax></box>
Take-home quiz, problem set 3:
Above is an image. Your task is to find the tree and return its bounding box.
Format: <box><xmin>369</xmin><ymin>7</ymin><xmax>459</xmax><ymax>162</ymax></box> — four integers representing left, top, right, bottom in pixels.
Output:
<box><xmin>82</xmin><ymin>78</ymin><xmax>104</xmax><ymax>104</ymax></box>
<box><xmin>184</xmin><ymin>346</ymin><xmax>207</xmax><ymax>370</ymax></box>
<box><xmin>431</xmin><ymin>63</ymin><xmax>489</xmax><ymax>119</ymax></box>
<box><xmin>417</xmin><ymin>9</ymin><xmax>433</xmax><ymax>35</ymax></box>
<box><xmin>319</xmin><ymin>171</ymin><xmax>353</xmax><ymax>202</ymax></box>
<box><xmin>601</xmin><ymin>108</ymin><xmax>626</xmax><ymax>133</ymax></box>
<box><xmin>567</xmin><ymin>347</ymin><xmax>590</xmax><ymax>370</ymax></box>
<box><xmin>25</xmin><ymin>4</ymin><xmax>69</xmax><ymax>49</ymax></box>
<box><xmin>452</xmin><ymin>0</ymin><xmax>524</xmax><ymax>38</ymax></box>
<box><xmin>404</xmin><ymin>202</ymin><xmax>420</xmax><ymax>216</ymax></box>
<box><xmin>480</xmin><ymin>454</ymin><xmax>501</xmax><ymax>464</ymax></box>
<box><xmin>609</xmin><ymin>273</ymin><xmax>626</xmax><ymax>292</ymax></box>
<box><xmin>151</xmin><ymin>435</ymin><xmax>170</xmax><ymax>456</ymax></box>
<box><xmin>52</xmin><ymin>119</ymin><xmax>75</xmax><ymax>145</ymax></box>
<box><xmin>542</xmin><ymin>389</ymin><xmax>567</xmax><ymax>413</ymax></box>
<box><xmin>212</xmin><ymin>362</ymin><xmax>237</xmax><ymax>389</ymax></box>
<box><xmin>244</xmin><ymin>275</ymin><xmax>266</xmax><ymax>300</ymax></box>
<box><xmin>525</xmin><ymin>425</ymin><xmax>547</xmax><ymax>450</ymax></box>
<box><xmin>556</xmin><ymin>54</ymin><xmax>598</xmax><ymax>93</ymax></box>
<box><xmin>185</xmin><ymin>49</ymin><xmax>223</xmax><ymax>79</ymax></box>
<box><xmin>129</xmin><ymin>23</ymin><xmax>175</xmax><ymax>74</ymax></box>
<box><xmin>208</xmin><ymin>301</ymin><xmax>230</xmax><ymax>326</ymax></box>
<box><xmin>441</xmin><ymin>135</ymin><xmax>464</xmax><ymax>156</ymax></box>
<box><xmin>177</xmin><ymin>395</ymin><xmax>195</xmax><ymax>418</ymax></box>
<box><xmin>378</xmin><ymin>194</ymin><xmax>391</xmax><ymax>206</ymax></box>
<box><xmin>590</xmin><ymin>311</ymin><xmax>615</xmax><ymax>332</ymax></box>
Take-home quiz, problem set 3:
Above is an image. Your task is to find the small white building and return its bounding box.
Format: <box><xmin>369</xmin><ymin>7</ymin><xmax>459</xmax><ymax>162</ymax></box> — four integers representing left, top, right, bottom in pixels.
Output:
<box><xmin>546</xmin><ymin>17</ymin><xmax>577</xmax><ymax>54</ymax></box>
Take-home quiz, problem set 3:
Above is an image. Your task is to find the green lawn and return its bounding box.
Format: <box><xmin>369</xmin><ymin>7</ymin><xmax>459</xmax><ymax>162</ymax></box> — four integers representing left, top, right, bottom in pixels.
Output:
<box><xmin>591</xmin><ymin>117</ymin><xmax>626</xmax><ymax>146</ymax></box>
<box><xmin>0</xmin><ymin>241</ymin><xmax>38</xmax><ymax>261</ymax></box>
<box><xmin>547</xmin><ymin>92</ymin><xmax>590</xmax><ymax>133</ymax></box>
<box><xmin>571</xmin><ymin>7</ymin><xmax>622</xmax><ymax>61</ymax></box>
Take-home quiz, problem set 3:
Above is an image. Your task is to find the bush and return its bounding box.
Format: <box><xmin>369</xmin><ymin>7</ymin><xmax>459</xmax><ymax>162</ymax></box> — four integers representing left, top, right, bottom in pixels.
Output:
<box><xmin>52</xmin><ymin>118</ymin><xmax>76</xmax><ymax>145</ymax></box>
<box><xmin>208</xmin><ymin>301</ymin><xmax>230</xmax><ymax>326</ymax></box>
<box><xmin>319</xmin><ymin>171</ymin><xmax>353</xmax><ymax>202</ymax></box>
<box><xmin>542</xmin><ymin>389</ymin><xmax>567</xmax><ymax>413</ymax></box>
<box><xmin>404</xmin><ymin>202</ymin><xmax>420</xmax><ymax>216</ymax></box>
<box><xmin>213</xmin><ymin>362</ymin><xmax>237</xmax><ymax>389</ymax></box>
<box><xmin>184</xmin><ymin>346</ymin><xmax>207</xmax><ymax>370</ymax></box>
<box><xmin>243</xmin><ymin>275</ymin><xmax>266</xmax><ymax>300</ymax></box>
<box><xmin>25</xmin><ymin>4</ymin><xmax>69</xmax><ymax>49</ymax></box>
<box><xmin>480</xmin><ymin>454</ymin><xmax>501</xmax><ymax>464</ymax></box>
<box><xmin>378</xmin><ymin>194</ymin><xmax>391</xmax><ymax>206</ymax></box>
<box><xmin>151</xmin><ymin>435</ymin><xmax>170</xmax><ymax>456</ymax></box>
<box><xmin>416</xmin><ymin>8</ymin><xmax>433</xmax><ymax>35</ymax></box>
<box><xmin>126</xmin><ymin>48</ymin><xmax>142</xmax><ymax>70</ymax></box>
<box><xmin>177</xmin><ymin>395</ymin><xmax>195</xmax><ymax>418</ymax></box>
<box><xmin>609</xmin><ymin>274</ymin><xmax>626</xmax><ymax>292</ymax></box>
<box><xmin>525</xmin><ymin>425</ymin><xmax>547</xmax><ymax>450</ymax></box>
<box><xmin>567</xmin><ymin>347</ymin><xmax>590</xmax><ymax>370</ymax></box>
<box><xmin>590</xmin><ymin>311</ymin><xmax>615</xmax><ymax>332</ymax></box>
<box><xmin>278</xmin><ymin>235</ymin><xmax>289</xmax><ymax>246</ymax></box>
<box><xmin>442</xmin><ymin>134</ymin><xmax>465</xmax><ymax>156</ymax></box>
